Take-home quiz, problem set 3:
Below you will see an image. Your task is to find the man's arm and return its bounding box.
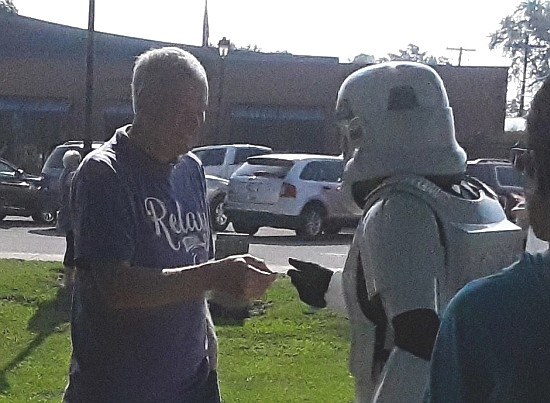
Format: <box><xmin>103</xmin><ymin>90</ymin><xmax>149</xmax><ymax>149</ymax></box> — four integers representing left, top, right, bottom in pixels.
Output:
<box><xmin>88</xmin><ymin>254</ymin><xmax>273</xmax><ymax>311</ymax></box>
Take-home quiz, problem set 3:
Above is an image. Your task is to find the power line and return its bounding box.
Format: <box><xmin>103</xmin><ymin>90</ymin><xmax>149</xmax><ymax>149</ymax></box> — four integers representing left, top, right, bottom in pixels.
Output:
<box><xmin>446</xmin><ymin>47</ymin><xmax>476</xmax><ymax>66</ymax></box>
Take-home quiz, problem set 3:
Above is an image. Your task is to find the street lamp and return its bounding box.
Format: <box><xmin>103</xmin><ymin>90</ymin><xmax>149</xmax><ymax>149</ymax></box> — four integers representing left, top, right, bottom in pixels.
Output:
<box><xmin>216</xmin><ymin>37</ymin><xmax>230</xmax><ymax>137</ymax></box>
<box><xmin>84</xmin><ymin>0</ymin><xmax>95</xmax><ymax>154</ymax></box>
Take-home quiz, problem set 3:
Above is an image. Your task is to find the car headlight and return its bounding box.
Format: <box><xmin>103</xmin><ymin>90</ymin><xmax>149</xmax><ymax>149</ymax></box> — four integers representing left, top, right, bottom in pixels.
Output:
<box><xmin>29</xmin><ymin>182</ymin><xmax>41</xmax><ymax>191</ymax></box>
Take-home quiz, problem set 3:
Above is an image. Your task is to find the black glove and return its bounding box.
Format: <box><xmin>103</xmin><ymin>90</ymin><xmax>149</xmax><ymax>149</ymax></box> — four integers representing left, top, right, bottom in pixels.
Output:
<box><xmin>287</xmin><ymin>258</ymin><xmax>334</xmax><ymax>308</ymax></box>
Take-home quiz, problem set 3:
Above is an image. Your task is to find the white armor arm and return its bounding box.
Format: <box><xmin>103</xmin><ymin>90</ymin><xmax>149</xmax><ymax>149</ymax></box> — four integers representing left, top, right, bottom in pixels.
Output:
<box><xmin>360</xmin><ymin>193</ymin><xmax>444</xmax><ymax>319</ymax></box>
<box><xmin>359</xmin><ymin>193</ymin><xmax>445</xmax><ymax>402</ymax></box>
<box><xmin>324</xmin><ymin>269</ymin><xmax>348</xmax><ymax>316</ymax></box>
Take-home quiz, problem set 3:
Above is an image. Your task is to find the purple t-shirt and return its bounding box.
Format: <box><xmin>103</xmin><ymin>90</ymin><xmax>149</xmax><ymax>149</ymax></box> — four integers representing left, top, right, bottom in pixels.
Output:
<box><xmin>64</xmin><ymin>126</ymin><xmax>214</xmax><ymax>402</ymax></box>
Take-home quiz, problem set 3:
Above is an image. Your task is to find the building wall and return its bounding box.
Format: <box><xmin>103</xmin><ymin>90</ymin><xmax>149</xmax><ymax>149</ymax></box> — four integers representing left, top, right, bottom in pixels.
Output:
<box><xmin>0</xmin><ymin>14</ymin><xmax>510</xmax><ymax>173</ymax></box>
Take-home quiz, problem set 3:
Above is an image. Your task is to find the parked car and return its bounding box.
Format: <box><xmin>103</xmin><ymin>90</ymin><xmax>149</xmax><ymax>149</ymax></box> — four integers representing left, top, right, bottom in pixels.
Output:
<box><xmin>466</xmin><ymin>158</ymin><xmax>526</xmax><ymax>224</ymax></box>
<box><xmin>191</xmin><ymin>144</ymin><xmax>272</xmax><ymax>179</ymax></box>
<box><xmin>224</xmin><ymin>153</ymin><xmax>361</xmax><ymax>238</ymax></box>
<box><xmin>44</xmin><ymin>141</ymin><xmax>231</xmax><ymax>232</ymax></box>
<box><xmin>41</xmin><ymin>140</ymin><xmax>104</xmax><ymax>211</ymax></box>
<box><xmin>206</xmin><ymin>174</ymin><xmax>230</xmax><ymax>232</ymax></box>
<box><xmin>0</xmin><ymin>157</ymin><xmax>55</xmax><ymax>223</ymax></box>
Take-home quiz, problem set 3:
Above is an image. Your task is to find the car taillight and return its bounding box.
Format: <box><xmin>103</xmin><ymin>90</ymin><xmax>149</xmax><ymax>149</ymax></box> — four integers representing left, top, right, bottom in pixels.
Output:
<box><xmin>280</xmin><ymin>182</ymin><xmax>297</xmax><ymax>198</ymax></box>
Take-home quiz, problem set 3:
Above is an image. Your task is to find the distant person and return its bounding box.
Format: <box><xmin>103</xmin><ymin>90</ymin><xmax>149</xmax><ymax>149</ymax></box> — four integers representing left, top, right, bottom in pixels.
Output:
<box><xmin>57</xmin><ymin>149</ymin><xmax>81</xmax><ymax>292</ymax></box>
<box><xmin>426</xmin><ymin>75</ymin><xmax>550</xmax><ymax>402</ymax></box>
<box><xmin>62</xmin><ymin>47</ymin><xmax>275</xmax><ymax>403</ymax></box>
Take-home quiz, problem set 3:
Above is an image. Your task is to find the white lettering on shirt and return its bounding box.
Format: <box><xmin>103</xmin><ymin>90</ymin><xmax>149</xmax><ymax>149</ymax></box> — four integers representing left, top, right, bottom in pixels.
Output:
<box><xmin>144</xmin><ymin>197</ymin><xmax>209</xmax><ymax>252</ymax></box>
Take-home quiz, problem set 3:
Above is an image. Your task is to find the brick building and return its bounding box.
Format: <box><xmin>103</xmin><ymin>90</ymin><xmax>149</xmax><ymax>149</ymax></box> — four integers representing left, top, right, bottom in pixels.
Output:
<box><xmin>0</xmin><ymin>13</ymin><xmax>509</xmax><ymax>173</ymax></box>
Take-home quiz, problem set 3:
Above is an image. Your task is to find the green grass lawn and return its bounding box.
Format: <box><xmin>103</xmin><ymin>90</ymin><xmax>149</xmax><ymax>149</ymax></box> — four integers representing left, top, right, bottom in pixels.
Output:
<box><xmin>0</xmin><ymin>260</ymin><xmax>353</xmax><ymax>402</ymax></box>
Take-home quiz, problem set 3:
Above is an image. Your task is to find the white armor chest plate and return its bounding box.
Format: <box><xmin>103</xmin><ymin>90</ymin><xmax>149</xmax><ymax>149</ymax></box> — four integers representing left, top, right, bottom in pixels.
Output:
<box><xmin>357</xmin><ymin>175</ymin><xmax>524</xmax><ymax>314</ymax></box>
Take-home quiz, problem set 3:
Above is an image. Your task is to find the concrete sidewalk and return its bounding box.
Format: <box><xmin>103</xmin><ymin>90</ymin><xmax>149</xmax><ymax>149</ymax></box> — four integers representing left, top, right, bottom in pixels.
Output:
<box><xmin>0</xmin><ymin>252</ymin><xmax>64</xmax><ymax>261</ymax></box>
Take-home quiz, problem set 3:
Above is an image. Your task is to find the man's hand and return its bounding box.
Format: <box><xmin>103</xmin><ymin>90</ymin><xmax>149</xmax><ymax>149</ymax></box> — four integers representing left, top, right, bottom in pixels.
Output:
<box><xmin>287</xmin><ymin>258</ymin><xmax>334</xmax><ymax>308</ymax></box>
<box><xmin>210</xmin><ymin>254</ymin><xmax>276</xmax><ymax>304</ymax></box>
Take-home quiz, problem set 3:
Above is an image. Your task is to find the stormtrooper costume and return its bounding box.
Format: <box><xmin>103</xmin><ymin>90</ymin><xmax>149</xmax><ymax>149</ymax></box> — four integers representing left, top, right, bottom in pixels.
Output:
<box><xmin>288</xmin><ymin>62</ymin><xmax>525</xmax><ymax>402</ymax></box>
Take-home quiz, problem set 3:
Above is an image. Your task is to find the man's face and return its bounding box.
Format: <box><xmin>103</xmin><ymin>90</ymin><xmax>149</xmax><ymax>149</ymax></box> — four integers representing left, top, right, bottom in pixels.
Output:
<box><xmin>159</xmin><ymin>80</ymin><xmax>208</xmax><ymax>162</ymax></box>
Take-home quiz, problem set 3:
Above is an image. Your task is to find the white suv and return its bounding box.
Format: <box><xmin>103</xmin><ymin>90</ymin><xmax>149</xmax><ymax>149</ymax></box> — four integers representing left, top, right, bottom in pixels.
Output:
<box><xmin>191</xmin><ymin>144</ymin><xmax>272</xmax><ymax>180</ymax></box>
<box><xmin>224</xmin><ymin>153</ymin><xmax>361</xmax><ymax>238</ymax></box>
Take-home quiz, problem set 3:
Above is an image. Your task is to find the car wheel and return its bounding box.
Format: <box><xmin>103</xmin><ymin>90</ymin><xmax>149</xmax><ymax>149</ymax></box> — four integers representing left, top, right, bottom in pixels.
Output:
<box><xmin>210</xmin><ymin>195</ymin><xmax>229</xmax><ymax>232</ymax></box>
<box><xmin>32</xmin><ymin>208</ymin><xmax>57</xmax><ymax>225</ymax></box>
<box><xmin>232</xmin><ymin>221</ymin><xmax>259</xmax><ymax>236</ymax></box>
<box><xmin>297</xmin><ymin>205</ymin><xmax>325</xmax><ymax>239</ymax></box>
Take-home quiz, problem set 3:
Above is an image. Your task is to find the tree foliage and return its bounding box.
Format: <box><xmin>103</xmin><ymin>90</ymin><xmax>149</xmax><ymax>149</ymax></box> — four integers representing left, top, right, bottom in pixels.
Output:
<box><xmin>238</xmin><ymin>44</ymin><xmax>262</xmax><ymax>52</ymax></box>
<box><xmin>352</xmin><ymin>44</ymin><xmax>450</xmax><ymax>66</ymax></box>
<box><xmin>0</xmin><ymin>0</ymin><xmax>17</xmax><ymax>14</ymax></box>
<box><xmin>384</xmin><ymin>44</ymin><xmax>450</xmax><ymax>65</ymax></box>
<box><xmin>490</xmin><ymin>0</ymin><xmax>550</xmax><ymax>115</ymax></box>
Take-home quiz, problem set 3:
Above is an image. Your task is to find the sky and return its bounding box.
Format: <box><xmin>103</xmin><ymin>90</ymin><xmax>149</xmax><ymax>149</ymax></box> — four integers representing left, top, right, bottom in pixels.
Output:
<box><xmin>15</xmin><ymin>0</ymin><xmax>524</xmax><ymax>66</ymax></box>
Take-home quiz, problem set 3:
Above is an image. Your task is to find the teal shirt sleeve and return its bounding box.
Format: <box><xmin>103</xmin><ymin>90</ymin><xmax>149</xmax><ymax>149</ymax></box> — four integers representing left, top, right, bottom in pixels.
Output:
<box><xmin>425</xmin><ymin>280</ymin><xmax>493</xmax><ymax>403</ymax></box>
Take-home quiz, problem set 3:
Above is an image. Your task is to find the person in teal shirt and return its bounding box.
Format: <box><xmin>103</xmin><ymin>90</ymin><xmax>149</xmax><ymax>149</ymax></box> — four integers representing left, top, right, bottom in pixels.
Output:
<box><xmin>426</xmin><ymin>76</ymin><xmax>550</xmax><ymax>402</ymax></box>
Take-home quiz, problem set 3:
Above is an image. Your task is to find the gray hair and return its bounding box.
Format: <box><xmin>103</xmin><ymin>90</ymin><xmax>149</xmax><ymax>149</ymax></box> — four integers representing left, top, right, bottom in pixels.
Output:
<box><xmin>62</xmin><ymin>150</ymin><xmax>82</xmax><ymax>169</ymax></box>
<box><xmin>131</xmin><ymin>47</ymin><xmax>208</xmax><ymax>116</ymax></box>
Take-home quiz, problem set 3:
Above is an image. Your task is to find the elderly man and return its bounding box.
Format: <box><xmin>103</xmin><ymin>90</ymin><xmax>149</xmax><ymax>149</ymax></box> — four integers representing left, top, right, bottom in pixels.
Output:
<box><xmin>63</xmin><ymin>47</ymin><xmax>275</xmax><ymax>403</ymax></box>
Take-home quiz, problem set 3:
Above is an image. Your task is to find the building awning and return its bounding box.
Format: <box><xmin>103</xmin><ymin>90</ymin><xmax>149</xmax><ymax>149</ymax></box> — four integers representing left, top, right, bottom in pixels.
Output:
<box><xmin>103</xmin><ymin>104</ymin><xmax>134</xmax><ymax>117</ymax></box>
<box><xmin>0</xmin><ymin>98</ymin><xmax>71</xmax><ymax>114</ymax></box>
<box><xmin>231</xmin><ymin>105</ymin><xmax>325</xmax><ymax>121</ymax></box>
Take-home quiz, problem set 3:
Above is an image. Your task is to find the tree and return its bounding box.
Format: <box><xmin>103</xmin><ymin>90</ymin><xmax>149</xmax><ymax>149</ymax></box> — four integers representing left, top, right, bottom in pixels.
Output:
<box><xmin>352</xmin><ymin>54</ymin><xmax>376</xmax><ymax>64</ymax></box>
<box><xmin>490</xmin><ymin>0</ymin><xmax>550</xmax><ymax>116</ymax></box>
<box><xmin>0</xmin><ymin>0</ymin><xmax>18</xmax><ymax>14</ymax></box>
<box><xmin>385</xmin><ymin>44</ymin><xmax>450</xmax><ymax>65</ymax></box>
<box><xmin>352</xmin><ymin>44</ymin><xmax>450</xmax><ymax>66</ymax></box>
<box><xmin>238</xmin><ymin>44</ymin><xmax>262</xmax><ymax>52</ymax></box>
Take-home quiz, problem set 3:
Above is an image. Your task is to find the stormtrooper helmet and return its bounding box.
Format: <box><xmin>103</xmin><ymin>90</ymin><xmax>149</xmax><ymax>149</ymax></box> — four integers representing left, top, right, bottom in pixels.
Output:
<box><xmin>337</xmin><ymin>61</ymin><xmax>467</xmax><ymax>207</ymax></box>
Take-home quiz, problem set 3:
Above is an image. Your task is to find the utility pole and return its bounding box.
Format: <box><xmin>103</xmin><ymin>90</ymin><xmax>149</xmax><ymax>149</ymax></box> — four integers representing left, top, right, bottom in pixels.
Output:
<box><xmin>84</xmin><ymin>0</ymin><xmax>95</xmax><ymax>155</ymax></box>
<box><xmin>518</xmin><ymin>31</ymin><xmax>545</xmax><ymax>117</ymax></box>
<box><xmin>446</xmin><ymin>46</ymin><xmax>476</xmax><ymax>66</ymax></box>
<box><xmin>519</xmin><ymin>31</ymin><xmax>530</xmax><ymax>117</ymax></box>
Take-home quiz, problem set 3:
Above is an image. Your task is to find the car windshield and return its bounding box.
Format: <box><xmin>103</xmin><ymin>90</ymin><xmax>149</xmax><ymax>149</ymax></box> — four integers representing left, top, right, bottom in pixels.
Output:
<box><xmin>496</xmin><ymin>166</ymin><xmax>526</xmax><ymax>187</ymax></box>
<box><xmin>193</xmin><ymin>149</ymin><xmax>226</xmax><ymax>166</ymax></box>
<box><xmin>234</xmin><ymin>158</ymin><xmax>293</xmax><ymax>178</ymax></box>
<box><xmin>42</xmin><ymin>146</ymin><xmax>70</xmax><ymax>171</ymax></box>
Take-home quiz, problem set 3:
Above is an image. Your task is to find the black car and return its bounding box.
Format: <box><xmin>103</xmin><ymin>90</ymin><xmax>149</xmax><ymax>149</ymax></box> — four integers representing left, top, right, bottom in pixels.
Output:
<box><xmin>41</xmin><ymin>140</ymin><xmax>103</xmax><ymax>212</ymax></box>
<box><xmin>0</xmin><ymin>158</ymin><xmax>55</xmax><ymax>223</ymax></box>
<box><xmin>466</xmin><ymin>158</ymin><xmax>526</xmax><ymax>222</ymax></box>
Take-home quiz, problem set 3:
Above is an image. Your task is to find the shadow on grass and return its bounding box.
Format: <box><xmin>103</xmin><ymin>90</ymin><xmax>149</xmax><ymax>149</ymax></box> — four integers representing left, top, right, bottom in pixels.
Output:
<box><xmin>209</xmin><ymin>299</ymin><xmax>270</xmax><ymax>327</ymax></box>
<box><xmin>0</xmin><ymin>285</ymin><xmax>71</xmax><ymax>393</ymax></box>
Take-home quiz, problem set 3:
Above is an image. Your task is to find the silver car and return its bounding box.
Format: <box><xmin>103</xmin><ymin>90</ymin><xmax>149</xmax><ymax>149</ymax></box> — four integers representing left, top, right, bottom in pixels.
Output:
<box><xmin>192</xmin><ymin>144</ymin><xmax>272</xmax><ymax>179</ymax></box>
<box><xmin>224</xmin><ymin>153</ymin><xmax>361</xmax><ymax>238</ymax></box>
